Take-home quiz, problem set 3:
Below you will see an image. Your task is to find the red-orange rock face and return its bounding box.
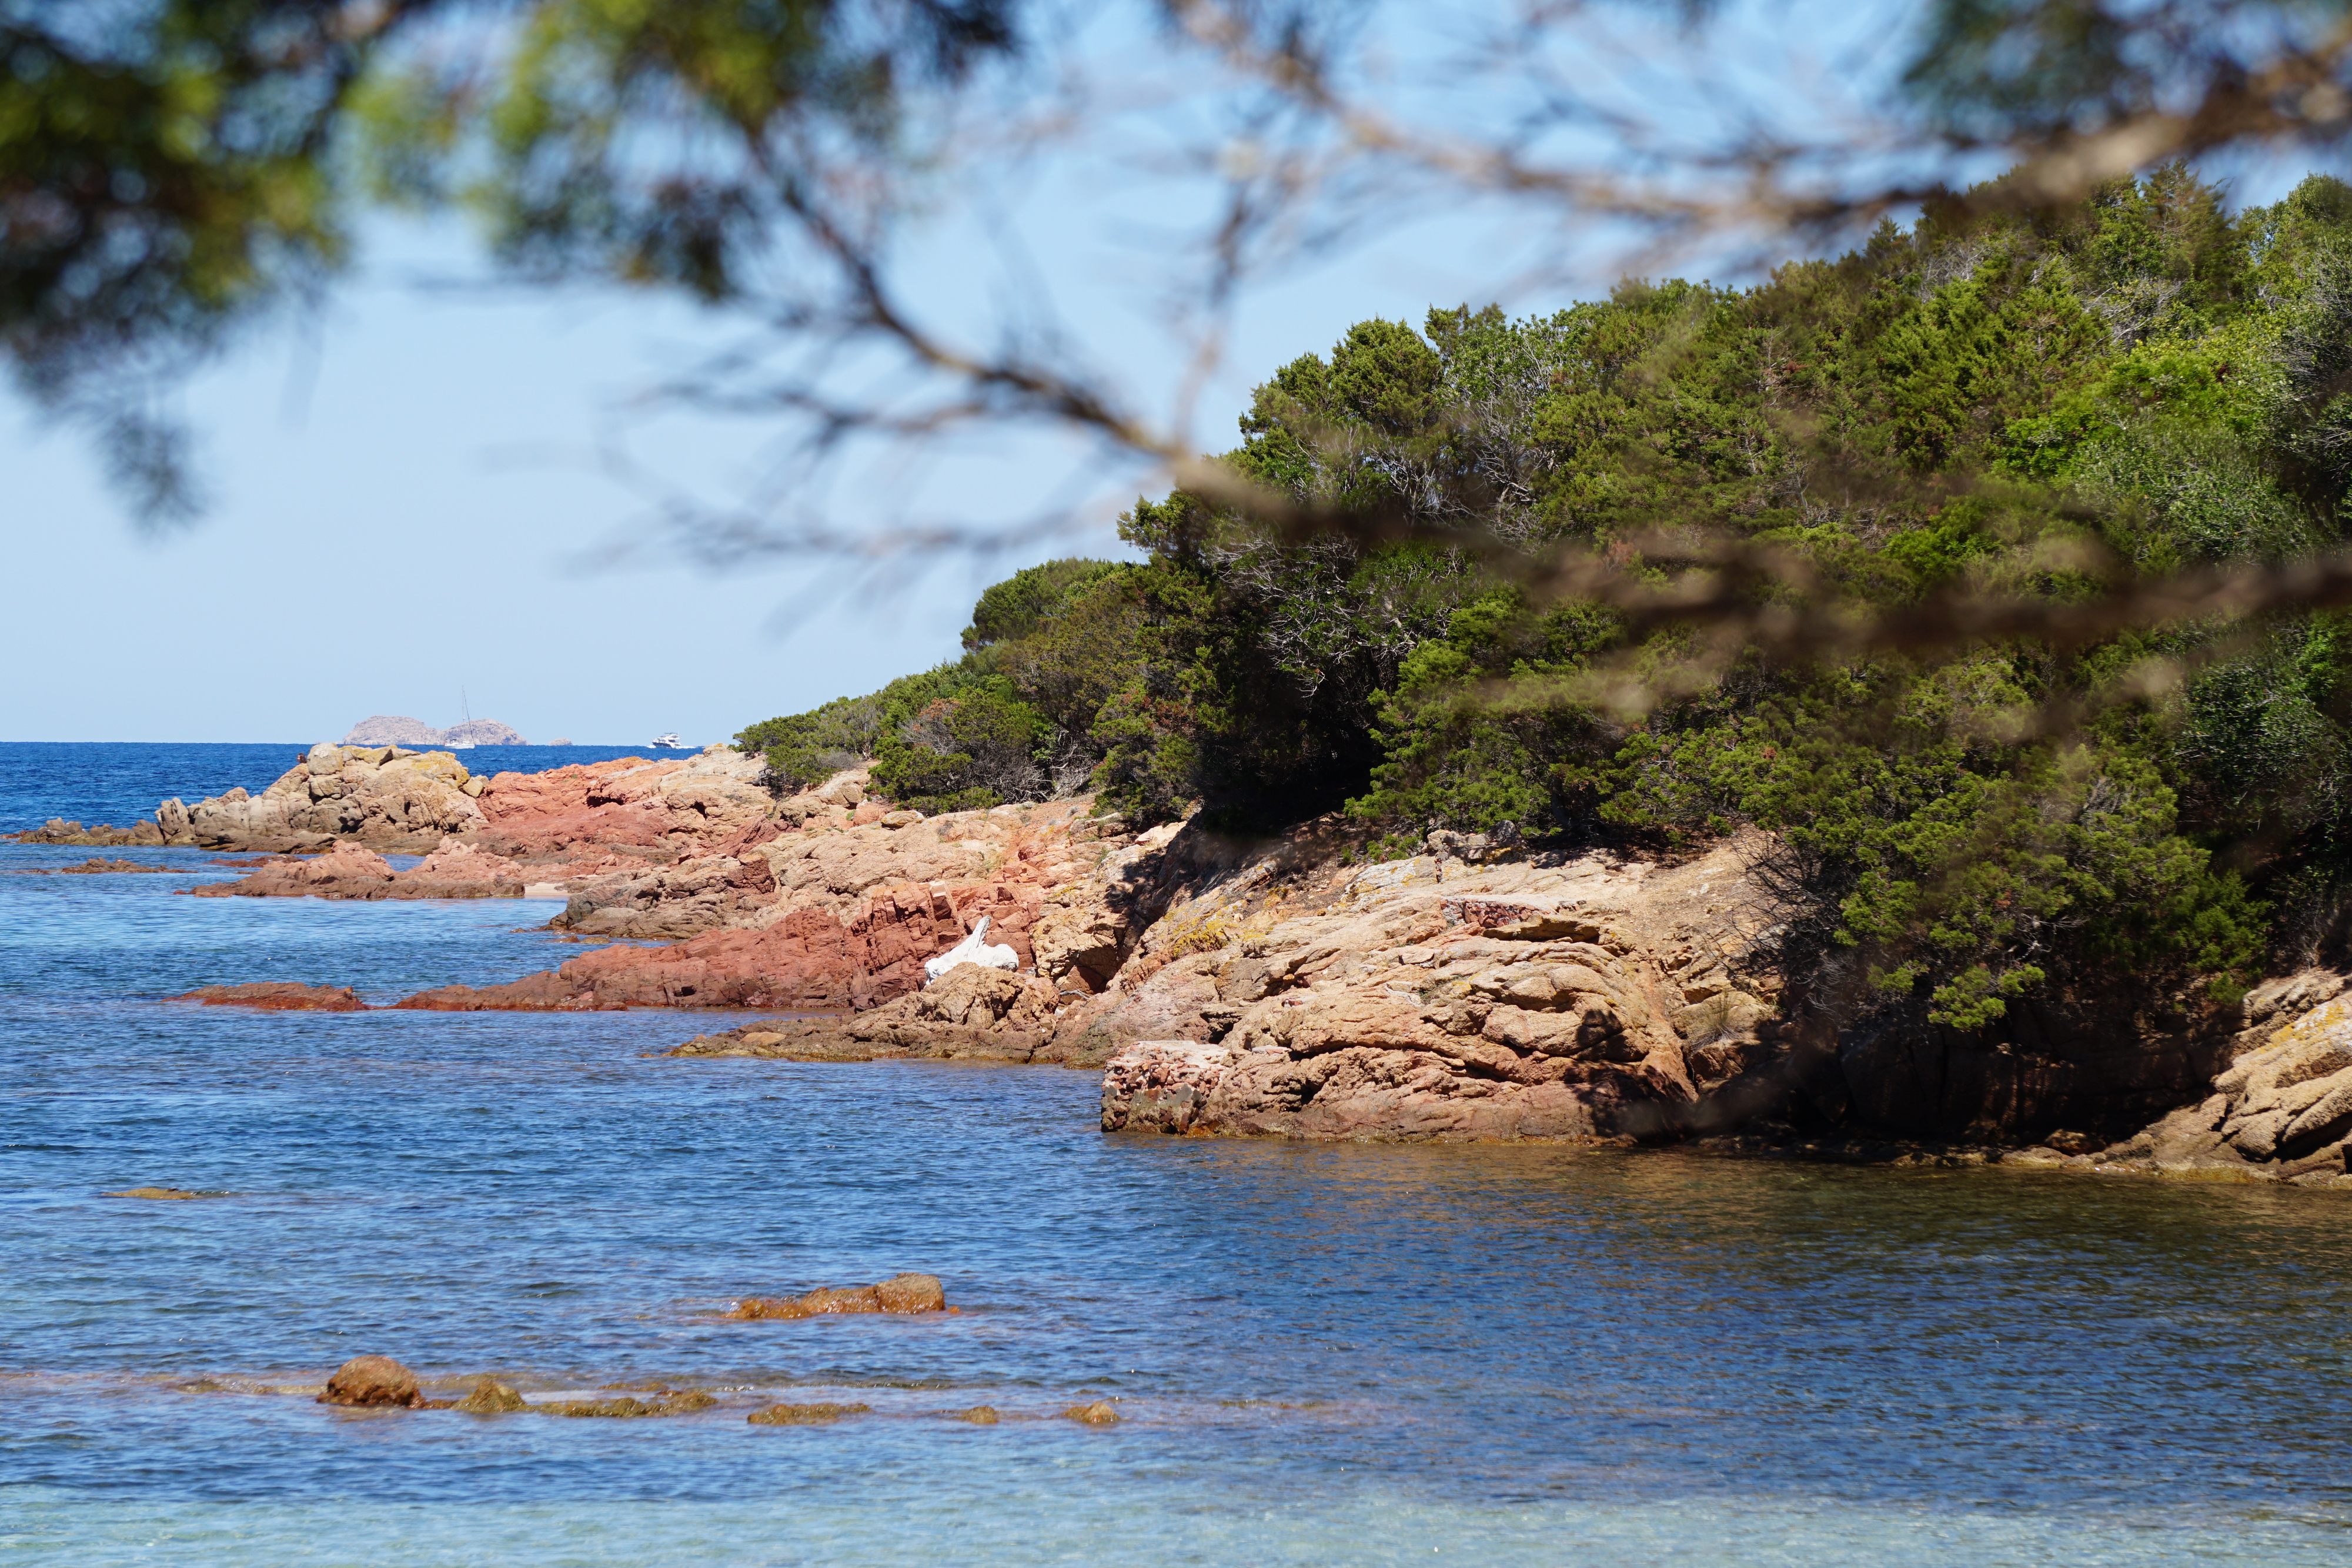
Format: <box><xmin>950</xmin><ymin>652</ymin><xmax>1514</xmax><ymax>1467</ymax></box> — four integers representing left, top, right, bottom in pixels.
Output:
<box><xmin>141</xmin><ymin>744</ymin><xmax>775</xmax><ymax>862</ymax></box>
<box><xmin>470</xmin><ymin>750</ymin><xmax>773</xmax><ymax>863</ymax></box>
<box><xmin>163</xmin><ymin>750</ymin><xmax>1156</xmax><ymax>1054</ymax></box>
<box><xmin>395</xmin><ymin>877</ymin><xmax>1053</xmax><ymax>1012</ymax></box>
<box><xmin>170</xmin><ymin>982</ymin><xmax>368</xmax><ymax>1011</ymax></box>
<box><xmin>188</xmin><ymin>840</ymin><xmax>533</xmax><ymax>901</ymax></box>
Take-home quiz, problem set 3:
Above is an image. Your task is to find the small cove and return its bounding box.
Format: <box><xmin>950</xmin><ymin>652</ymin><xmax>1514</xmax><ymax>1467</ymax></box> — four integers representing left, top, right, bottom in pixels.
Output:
<box><xmin>4</xmin><ymin>745</ymin><xmax>2351</xmax><ymax>1565</ymax></box>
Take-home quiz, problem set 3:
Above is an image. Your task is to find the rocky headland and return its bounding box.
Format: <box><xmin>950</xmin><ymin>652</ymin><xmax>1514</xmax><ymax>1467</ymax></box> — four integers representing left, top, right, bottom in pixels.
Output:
<box><xmin>74</xmin><ymin>741</ymin><xmax>2352</xmax><ymax>1185</ymax></box>
<box><xmin>15</xmin><ymin>741</ymin><xmax>774</xmax><ymax>861</ymax></box>
<box><xmin>657</xmin><ymin>805</ymin><xmax>2352</xmax><ymax>1183</ymax></box>
<box><xmin>393</xmin><ymin>790</ymin><xmax>1135</xmax><ymax>1015</ymax></box>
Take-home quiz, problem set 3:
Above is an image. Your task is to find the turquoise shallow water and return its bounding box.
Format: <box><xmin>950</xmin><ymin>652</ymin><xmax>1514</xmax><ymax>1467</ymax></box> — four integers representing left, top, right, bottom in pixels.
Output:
<box><xmin>5</xmin><ymin>748</ymin><xmax>2352</xmax><ymax>1564</ymax></box>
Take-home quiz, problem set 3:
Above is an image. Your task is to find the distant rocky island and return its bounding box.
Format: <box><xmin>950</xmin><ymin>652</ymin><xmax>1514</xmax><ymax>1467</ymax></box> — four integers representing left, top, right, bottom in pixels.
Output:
<box><xmin>341</xmin><ymin>716</ymin><xmax>526</xmax><ymax>748</ymax></box>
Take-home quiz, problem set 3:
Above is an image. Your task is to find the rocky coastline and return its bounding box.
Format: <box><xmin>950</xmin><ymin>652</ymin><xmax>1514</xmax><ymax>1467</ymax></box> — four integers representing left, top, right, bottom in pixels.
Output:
<box><xmin>65</xmin><ymin>741</ymin><xmax>2352</xmax><ymax>1188</ymax></box>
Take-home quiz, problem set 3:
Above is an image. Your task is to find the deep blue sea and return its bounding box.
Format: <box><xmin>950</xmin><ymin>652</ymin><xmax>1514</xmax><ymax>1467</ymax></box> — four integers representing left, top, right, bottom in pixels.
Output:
<box><xmin>5</xmin><ymin>744</ymin><xmax>2352</xmax><ymax>1564</ymax></box>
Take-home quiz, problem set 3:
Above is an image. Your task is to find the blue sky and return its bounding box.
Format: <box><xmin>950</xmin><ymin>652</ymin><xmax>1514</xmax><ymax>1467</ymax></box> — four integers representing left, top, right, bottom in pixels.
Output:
<box><xmin>0</xmin><ymin>2</ymin><xmax>2323</xmax><ymax>744</ymax></box>
<box><xmin>0</xmin><ymin>45</ymin><xmax>1583</xmax><ymax>746</ymax></box>
<box><xmin>0</xmin><ymin>194</ymin><xmax>1549</xmax><ymax>744</ymax></box>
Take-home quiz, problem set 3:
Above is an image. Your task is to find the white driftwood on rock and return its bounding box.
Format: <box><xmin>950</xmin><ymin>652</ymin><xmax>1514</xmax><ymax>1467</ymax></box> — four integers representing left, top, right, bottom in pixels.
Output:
<box><xmin>924</xmin><ymin>915</ymin><xmax>1020</xmax><ymax>985</ymax></box>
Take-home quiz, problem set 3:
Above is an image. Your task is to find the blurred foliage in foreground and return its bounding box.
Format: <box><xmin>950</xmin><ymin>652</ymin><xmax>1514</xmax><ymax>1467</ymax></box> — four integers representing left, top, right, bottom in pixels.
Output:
<box><xmin>0</xmin><ymin>0</ymin><xmax>1015</xmax><ymax>517</ymax></box>
<box><xmin>746</xmin><ymin>168</ymin><xmax>2352</xmax><ymax>1033</ymax></box>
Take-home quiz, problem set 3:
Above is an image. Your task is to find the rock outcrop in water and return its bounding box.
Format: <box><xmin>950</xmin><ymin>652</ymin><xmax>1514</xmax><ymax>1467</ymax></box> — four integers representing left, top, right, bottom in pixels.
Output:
<box><xmin>1087</xmin><ymin>836</ymin><xmax>1755</xmax><ymax>1142</ymax></box>
<box><xmin>342</xmin><ymin>716</ymin><xmax>526</xmax><ymax>747</ymax></box>
<box><xmin>456</xmin><ymin>1380</ymin><xmax>530</xmax><ymax>1414</ymax></box>
<box><xmin>17</xmin><ymin>818</ymin><xmax>169</xmax><ymax>847</ymax></box>
<box><xmin>12</xmin><ymin>743</ymin><xmax>774</xmax><ymax>861</ymax></box>
<box><xmin>672</xmin><ymin>964</ymin><xmax>1068</xmax><ymax>1062</ymax></box>
<box><xmin>120</xmin><ymin>740</ymin><xmax>2334</xmax><ymax>1161</ymax></box>
<box><xmin>747</xmin><ymin>1402</ymin><xmax>871</xmax><ymax>1425</ymax></box>
<box><xmin>171</xmin><ymin>982</ymin><xmax>367</xmax><ymax>1011</ymax></box>
<box><xmin>662</xmin><ymin>809</ymin><xmax>1782</xmax><ymax>1126</ymax></box>
<box><xmin>2008</xmin><ymin>971</ymin><xmax>2352</xmax><ymax>1189</ymax></box>
<box><xmin>189</xmin><ymin>840</ymin><xmax>532</xmax><ymax>901</ymax></box>
<box><xmin>162</xmin><ymin>744</ymin><xmax>486</xmax><ymax>852</ymax></box>
<box><xmin>320</xmin><ymin>1355</ymin><xmax>421</xmax><ymax>1407</ymax></box>
<box><xmin>467</xmin><ymin>747</ymin><xmax>773</xmax><ymax>867</ymax></box>
<box><xmin>394</xmin><ymin>795</ymin><xmax>1135</xmax><ymax>1017</ymax></box>
<box><xmin>727</xmin><ymin>1272</ymin><xmax>948</xmax><ymax>1319</ymax></box>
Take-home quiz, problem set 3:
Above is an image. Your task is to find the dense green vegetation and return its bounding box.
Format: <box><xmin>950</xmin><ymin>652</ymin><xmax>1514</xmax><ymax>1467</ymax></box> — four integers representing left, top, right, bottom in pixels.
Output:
<box><xmin>741</xmin><ymin>167</ymin><xmax>2352</xmax><ymax>1031</ymax></box>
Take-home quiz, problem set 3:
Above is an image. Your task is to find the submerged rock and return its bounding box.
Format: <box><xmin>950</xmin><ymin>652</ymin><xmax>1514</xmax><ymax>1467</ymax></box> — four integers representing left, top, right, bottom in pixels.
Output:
<box><xmin>188</xmin><ymin>842</ymin><xmax>396</xmax><ymax>900</ymax></box>
<box><xmin>102</xmin><ymin>1186</ymin><xmax>208</xmax><ymax>1200</ymax></box>
<box><xmin>169</xmin><ymin>982</ymin><xmax>367</xmax><ymax>1012</ymax></box>
<box><xmin>953</xmin><ymin>1405</ymin><xmax>1001</xmax><ymax>1424</ymax></box>
<box><xmin>874</xmin><ymin>1273</ymin><xmax>948</xmax><ymax>1313</ymax></box>
<box><xmin>455</xmin><ymin>1380</ymin><xmax>530</xmax><ymax>1413</ymax></box>
<box><xmin>746</xmin><ymin>1402</ymin><xmax>871</xmax><ymax>1425</ymax></box>
<box><xmin>1060</xmin><ymin>1401</ymin><xmax>1120</xmax><ymax>1425</ymax></box>
<box><xmin>729</xmin><ymin>1272</ymin><xmax>948</xmax><ymax>1319</ymax></box>
<box><xmin>10</xmin><ymin>819</ymin><xmax>169</xmax><ymax>848</ymax></box>
<box><xmin>549</xmin><ymin>1396</ymin><xmax>660</xmax><ymax>1418</ymax></box>
<box><xmin>319</xmin><ymin>1355</ymin><xmax>422</xmax><ymax>1408</ymax></box>
<box><xmin>1100</xmin><ymin>1042</ymin><xmax>1239</xmax><ymax>1136</ymax></box>
<box><xmin>191</xmin><ymin>837</ymin><xmax>534</xmax><ymax>901</ymax></box>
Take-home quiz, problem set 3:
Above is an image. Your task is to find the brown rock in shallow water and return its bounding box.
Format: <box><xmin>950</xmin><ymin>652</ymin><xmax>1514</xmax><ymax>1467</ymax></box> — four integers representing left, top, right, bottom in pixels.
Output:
<box><xmin>171</xmin><ymin>983</ymin><xmax>366</xmax><ymax>1012</ymax></box>
<box><xmin>550</xmin><ymin>1396</ymin><xmax>659</xmax><ymax>1418</ymax></box>
<box><xmin>320</xmin><ymin>1355</ymin><xmax>422</xmax><ymax>1408</ymax></box>
<box><xmin>747</xmin><ymin>1402</ymin><xmax>871</xmax><ymax>1425</ymax></box>
<box><xmin>729</xmin><ymin>1273</ymin><xmax>947</xmax><ymax>1319</ymax></box>
<box><xmin>103</xmin><ymin>1186</ymin><xmax>206</xmax><ymax>1200</ymax></box>
<box><xmin>667</xmin><ymin>968</ymin><xmax>1062</xmax><ymax>1064</ymax></box>
<box><xmin>456</xmin><ymin>1380</ymin><xmax>529</xmax><ymax>1413</ymax></box>
<box><xmin>873</xmin><ymin>1272</ymin><xmax>948</xmax><ymax>1313</ymax></box>
<box><xmin>954</xmin><ymin>1405</ymin><xmax>1001</xmax><ymax>1424</ymax></box>
<box><xmin>193</xmin><ymin>838</ymin><xmax>533</xmax><ymax>901</ymax></box>
<box><xmin>732</xmin><ymin>1286</ymin><xmax>871</xmax><ymax>1318</ymax></box>
<box><xmin>1061</xmin><ymin>1401</ymin><xmax>1120</xmax><ymax>1425</ymax></box>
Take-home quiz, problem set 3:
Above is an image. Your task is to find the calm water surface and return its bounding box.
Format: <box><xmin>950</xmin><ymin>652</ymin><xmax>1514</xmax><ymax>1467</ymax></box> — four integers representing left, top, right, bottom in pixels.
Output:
<box><xmin>3</xmin><ymin>747</ymin><xmax>2350</xmax><ymax>1564</ymax></box>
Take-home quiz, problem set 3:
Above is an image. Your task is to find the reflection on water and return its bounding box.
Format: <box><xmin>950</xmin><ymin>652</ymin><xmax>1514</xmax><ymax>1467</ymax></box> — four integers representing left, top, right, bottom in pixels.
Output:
<box><xmin>4</xmin><ymin>838</ymin><xmax>2352</xmax><ymax>1564</ymax></box>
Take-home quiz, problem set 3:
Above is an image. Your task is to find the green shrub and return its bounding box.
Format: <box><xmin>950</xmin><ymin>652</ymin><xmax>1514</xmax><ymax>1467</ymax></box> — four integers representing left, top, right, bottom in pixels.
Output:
<box><xmin>737</xmin><ymin>166</ymin><xmax>2352</xmax><ymax>1032</ymax></box>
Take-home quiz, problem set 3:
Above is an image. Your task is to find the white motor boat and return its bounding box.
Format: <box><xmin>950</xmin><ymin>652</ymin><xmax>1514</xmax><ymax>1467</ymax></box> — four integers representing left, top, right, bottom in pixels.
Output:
<box><xmin>649</xmin><ymin>732</ymin><xmax>684</xmax><ymax>749</ymax></box>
